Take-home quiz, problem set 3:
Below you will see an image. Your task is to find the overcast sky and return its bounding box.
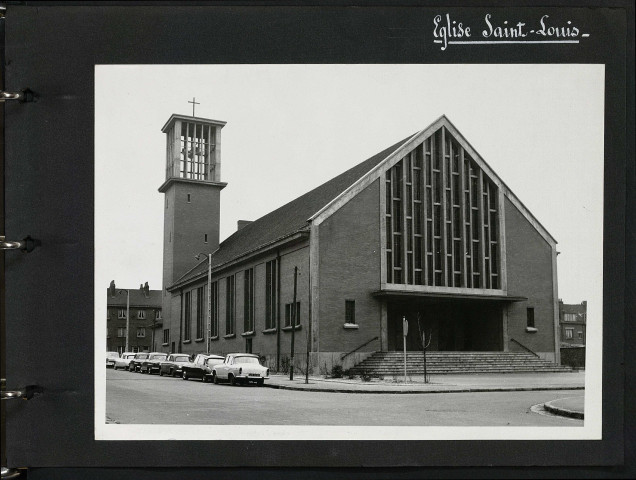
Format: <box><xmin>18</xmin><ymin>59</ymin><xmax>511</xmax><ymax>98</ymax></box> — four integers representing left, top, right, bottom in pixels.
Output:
<box><xmin>95</xmin><ymin>64</ymin><xmax>604</xmax><ymax>322</ymax></box>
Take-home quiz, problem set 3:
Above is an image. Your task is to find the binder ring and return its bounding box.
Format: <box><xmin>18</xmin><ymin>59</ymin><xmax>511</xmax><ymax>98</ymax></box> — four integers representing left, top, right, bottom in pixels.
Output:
<box><xmin>1</xmin><ymin>466</ymin><xmax>23</xmax><ymax>479</ymax></box>
<box><xmin>0</xmin><ymin>390</ymin><xmax>25</xmax><ymax>400</ymax></box>
<box><xmin>0</xmin><ymin>236</ymin><xmax>40</xmax><ymax>252</ymax></box>
<box><xmin>0</xmin><ymin>91</ymin><xmax>23</xmax><ymax>101</ymax></box>
<box><xmin>0</xmin><ymin>238</ymin><xmax>22</xmax><ymax>250</ymax></box>
<box><xmin>0</xmin><ymin>383</ymin><xmax>42</xmax><ymax>400</ymax></box>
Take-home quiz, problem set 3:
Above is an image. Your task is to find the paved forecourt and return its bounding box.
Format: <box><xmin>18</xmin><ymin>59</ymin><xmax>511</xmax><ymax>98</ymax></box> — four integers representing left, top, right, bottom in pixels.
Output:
<box><xmin>106</xmin><ymin>369</ymin><xmax>584</xmax><ymax>426</ymax></box>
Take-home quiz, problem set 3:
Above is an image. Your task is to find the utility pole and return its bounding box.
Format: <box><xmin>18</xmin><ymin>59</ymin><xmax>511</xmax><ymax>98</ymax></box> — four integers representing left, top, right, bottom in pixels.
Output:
<box><xmin>206</xmin><ymin>253</ymin><xmax>212</xmax><ymax>354</ymax></box>
<box><xmin>125</xmin><ymin>290</ymin><xmax>130</xmax><ymax>352</ymax></box>
<box><xmin>290</xmin><ymin>266</ymin><xmax>298</xmax><ymax>381</ymax></box>
<box><xmin>402</xmin><ymin>316</ymin><xmax>408</xmax><ymax>383</ymax></box>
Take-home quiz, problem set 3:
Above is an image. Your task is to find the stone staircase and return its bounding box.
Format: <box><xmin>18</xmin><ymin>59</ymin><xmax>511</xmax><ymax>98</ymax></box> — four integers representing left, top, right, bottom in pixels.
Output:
<box><xmin>348</xmin><ymin>351</ymin><xmax>573</xmax><ymax>375</ymax></box>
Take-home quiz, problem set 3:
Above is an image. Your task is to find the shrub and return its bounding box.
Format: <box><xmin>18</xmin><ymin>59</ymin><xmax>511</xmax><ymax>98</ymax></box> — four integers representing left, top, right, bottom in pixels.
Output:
<box><xmin>360</xmin><ymin>368</ymin><xmax>372</xmax><ymax>382</ymax></box>
<box><xmin>345</xmin><ymin>369</ymin><xmax>356</xmax><ymax>380</ymax></box>
<box><xmin>331</xmin><ymin>364</ymin><xmax>344</xmax><ymax>378</ymax></box>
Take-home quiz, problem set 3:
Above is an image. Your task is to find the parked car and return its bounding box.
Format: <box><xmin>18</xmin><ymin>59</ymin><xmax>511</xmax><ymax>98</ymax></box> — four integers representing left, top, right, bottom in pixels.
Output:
<box><xmin>128</xmin><ymin>352</ymin><xmax>149</xmax><ymax>372</ymax></box>
<box><xmin>181</xmin><ymin>354</ymin><xmax>225</xmax><ymax>382</ymax></box>
<box><xmin>159</xmin><ymin>353</ymin><xmax>191</xmax><ymax>377</ymax></box>
<box><xmin>212</xmin><ymin>353</ymin><xmax>269</xmax><ymax>386</ymax></box>
<box><xmin>113</xmin><ymin>352</ymin><xmax>136</xmax><ymax>370</ymax></box>
<box><xmin>106</xmin><ymin>351</ymin><xmax>120</xmax><ymax>368</ymax></box>
<box><xmin>139</xmin><ymin>352</ymin><xmax>168</xmax><ymax>374</ymax></box>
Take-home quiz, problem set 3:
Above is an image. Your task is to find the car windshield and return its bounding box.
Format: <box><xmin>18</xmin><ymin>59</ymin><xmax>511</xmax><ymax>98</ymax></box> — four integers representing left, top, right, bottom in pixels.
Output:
<box><xmin>206</xmin><ymin>359</ymin><xmax>224</xmax><ymax>366</ymax></box>
<box><xmin>174</xmin><ymin>356</ymin><xmax>189</xmax><ymax>362</ymax></box>
<box><xmin>137</xmin><ymin>354</ymin><xmax>148</xmax><ymax>359</ymax></box>
<box><xmin>107</xmin><ymin>352</ymin><xmax>119</xmax><ymax>358</ymax></box>
<box><xmin>235</xmin><ymin>356</ymin><xmax>260</xmax><ymax>364</ymax></box>
<box><xmin>124</xmin><ymin>354</ymin><xmax>136</xmax><ymax>359</ymax></box>
<box><xmin>150</xmin><ymin>354</ymin><xmax>167</xmax><ymax>360</ymax></box>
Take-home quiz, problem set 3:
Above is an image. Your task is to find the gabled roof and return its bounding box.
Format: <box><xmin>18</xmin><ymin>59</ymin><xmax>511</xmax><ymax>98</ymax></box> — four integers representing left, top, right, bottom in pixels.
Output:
<box><xmin>170</xmin><ymin>134</ymin><xmax>416</xmax><ymax>288</ymax></box>
<box><xmin>171</xmin><ymin>115</ymin><xmax>557</xmax><ymax>289</ymax></box>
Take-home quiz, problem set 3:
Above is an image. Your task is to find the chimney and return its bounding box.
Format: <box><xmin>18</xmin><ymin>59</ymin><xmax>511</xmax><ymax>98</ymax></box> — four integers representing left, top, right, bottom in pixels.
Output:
<box><xmin>237</xmin><ymin>220</ymin><xmax>253</xmax><ymax>231</ymax></box>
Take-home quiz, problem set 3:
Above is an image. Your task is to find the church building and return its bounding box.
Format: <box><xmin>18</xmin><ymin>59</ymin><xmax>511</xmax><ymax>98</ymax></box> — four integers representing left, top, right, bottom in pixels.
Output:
<box><xmin>156</xmin><ymin>113</ymin><xmax>561</xmax><ymax>372</ymax></box>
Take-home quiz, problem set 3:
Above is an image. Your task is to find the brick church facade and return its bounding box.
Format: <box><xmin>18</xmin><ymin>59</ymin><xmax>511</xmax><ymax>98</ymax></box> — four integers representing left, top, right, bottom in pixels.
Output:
<box><xmin>154</xmin><ymin>113</ymin><xmax>561</xmax><ymax>371</ymax></box>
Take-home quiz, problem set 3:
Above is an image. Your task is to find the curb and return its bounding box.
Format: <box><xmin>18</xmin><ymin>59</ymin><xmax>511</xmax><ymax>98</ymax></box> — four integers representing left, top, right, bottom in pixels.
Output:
<box><xmin>543</xmin><ymin>399</ymin><xmax>584</xmax><ymax>419</ymax></box>
<box><xmin>265</xmin><ymin>384</ymin><xmax>585</xmax><ymax>395</ymax></box>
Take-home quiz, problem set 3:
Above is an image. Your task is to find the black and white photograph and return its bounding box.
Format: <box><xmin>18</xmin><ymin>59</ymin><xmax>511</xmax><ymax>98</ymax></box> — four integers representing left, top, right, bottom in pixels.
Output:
<box><xmin>94</xmin><ymin>64</ymin><xmax>603</xmax><ymax>441</ymax></box>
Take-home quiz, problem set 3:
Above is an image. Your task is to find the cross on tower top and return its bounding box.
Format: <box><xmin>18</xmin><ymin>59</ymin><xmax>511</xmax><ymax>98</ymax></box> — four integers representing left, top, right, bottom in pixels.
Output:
<box><xmin>188</xmin><ymin>97</ymin><xmax>200</xmax><ymax>117</ymax></box>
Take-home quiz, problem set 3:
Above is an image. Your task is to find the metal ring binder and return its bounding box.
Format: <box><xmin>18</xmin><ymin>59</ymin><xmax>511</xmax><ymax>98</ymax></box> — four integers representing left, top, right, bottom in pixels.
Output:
<box><xmin>0</xmin><ymin>382</ymin><xmax>43</xmax><ymax>401</ymax></box>
<box><xmin>0</xmin><ymin>89</ymin><xmax>35</xmax><ymax>102</ymax></box>
<box><xmin>0</xmin><ymin>236</ymin><xmax>40</xmax><ymax>252</ymax></box>
<box><xmin>1</xmin><ymin>466</ymin><xmax>22</xmax><ymax>479</ymax></box>
<box><xmin>0</xmin><ymin>91</ymin><xmax>22</xmax><ymax>101</ymax></box>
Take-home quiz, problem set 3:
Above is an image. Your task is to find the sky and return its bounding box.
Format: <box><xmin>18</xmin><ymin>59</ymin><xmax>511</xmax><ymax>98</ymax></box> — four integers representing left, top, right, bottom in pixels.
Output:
<box><xmin>95</xmin><ymin>63</ymin><xmax>604</xmax><ymax>323</ymax></box>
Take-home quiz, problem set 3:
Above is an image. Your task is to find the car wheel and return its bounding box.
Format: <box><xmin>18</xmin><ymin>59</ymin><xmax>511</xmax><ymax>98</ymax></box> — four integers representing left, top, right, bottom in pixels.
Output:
<box><xmin>171</xmin><ymin>369</ymin><xmax>177</xmax><ymax>377</ymax></box>
<box><xmin>159</xmin><ymin>369</ymin><xmax>164</xmax><ymax>376</ymax></box>
<box><xmin>229</xmin><ymin>374</ymin><xmax>236</xmax><ymax>386</ymax></box>
<box><xmin>182</xmin><ymin>370</ymin><xmax>189</xmax><ymax>380</ymax></box>
<box><xmin>213</xmin><ymin>373</ymin><xmax>218</xmax><ymax>384</ymax></box>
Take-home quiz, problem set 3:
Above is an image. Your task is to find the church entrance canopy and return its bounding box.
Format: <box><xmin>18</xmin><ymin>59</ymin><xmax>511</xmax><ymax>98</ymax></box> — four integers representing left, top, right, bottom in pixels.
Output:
<box><xmin>373</xmin><ymin>290</ymin><xmax>525</xmax><ymax>352</ymax></box>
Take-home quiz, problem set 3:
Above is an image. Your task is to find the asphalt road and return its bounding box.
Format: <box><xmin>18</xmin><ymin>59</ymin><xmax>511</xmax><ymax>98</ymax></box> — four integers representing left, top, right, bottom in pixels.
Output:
<box><xmin>106</xmin><ymin>368</ymin><xmax>583</xmax><ymax>426</ymax></box>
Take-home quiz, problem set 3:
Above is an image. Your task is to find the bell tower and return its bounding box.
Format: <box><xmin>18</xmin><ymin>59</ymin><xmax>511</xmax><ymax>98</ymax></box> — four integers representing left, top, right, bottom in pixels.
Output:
<box><xmin>159</xmin><ymin>113</ymin><xmax>227</xmax><ymax>288</ymax></box>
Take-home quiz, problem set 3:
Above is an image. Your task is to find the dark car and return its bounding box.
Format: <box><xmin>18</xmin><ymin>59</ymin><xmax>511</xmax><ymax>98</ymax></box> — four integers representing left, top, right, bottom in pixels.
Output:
<box><xmin>182</xmin><ymin>354</ymin><xmax>225</xmax><ymax>382</ymax></box>
<box><xmin>159</xmin><ymin>353</ymin><xmax>191</xmax><ymax>377</ymax></box>
<box><xmin>140</xmin><ymin>352</ymin><xmax>168</xmax><ymax>374</ymax></box>
<box><xmin>128</xmin><ymin>352</ymin><xmax>149</xmax><ymax>372</ymax></box>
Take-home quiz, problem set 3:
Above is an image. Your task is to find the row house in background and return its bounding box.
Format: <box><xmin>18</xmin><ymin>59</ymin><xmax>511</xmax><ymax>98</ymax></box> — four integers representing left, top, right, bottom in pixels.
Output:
<box><xmin>559</xmin><ymin>300</ymin><xmax>587</xmax><ymax>346</ymax></box>
<box><xmin>106</xmin><ymin>287</ymin><xmax>162</xmax><ymax>354</ymax></box>
<box><xmin>157</xmin><ymin>113</ymin><xmax>562</xmax><ymax>372</ymax></box>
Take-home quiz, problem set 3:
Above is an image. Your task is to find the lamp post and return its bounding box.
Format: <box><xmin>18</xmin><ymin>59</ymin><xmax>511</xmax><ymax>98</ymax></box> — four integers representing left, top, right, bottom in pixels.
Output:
<box><xmin>195</xmin><ymin>253</ymin><xmax>212</xmax><ymax>354</ymax></box>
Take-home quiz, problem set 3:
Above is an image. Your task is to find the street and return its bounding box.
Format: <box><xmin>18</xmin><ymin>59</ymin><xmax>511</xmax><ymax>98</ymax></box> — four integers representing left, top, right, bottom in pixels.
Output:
<box><xmin>106</xmin><ymin>369</ymin><xmax>583</xmax><ymax>426</ymax></box>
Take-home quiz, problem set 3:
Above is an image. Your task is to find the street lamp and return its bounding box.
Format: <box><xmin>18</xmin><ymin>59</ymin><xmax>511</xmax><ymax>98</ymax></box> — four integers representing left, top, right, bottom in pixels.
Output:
<box><xmin>195</xmin><ymin>253</ymin><xmax>212</xmax><ymax>354</ymax></box>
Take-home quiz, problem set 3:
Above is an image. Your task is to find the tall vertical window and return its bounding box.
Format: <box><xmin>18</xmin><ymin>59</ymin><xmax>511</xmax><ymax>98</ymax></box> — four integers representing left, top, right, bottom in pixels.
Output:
<box><xmin>118</xmin><ymin>309</ymin><xmax>126</xmax><ymax>319</ymax></box>
<box><xmin>184</xmin><ymin>291</ymin><xmax>192</xmax><ymax>341</ymax></box>
<box><xmin>384</xmin><ymin>127</ymin><xmax>500</xmax><ymax>289</ymax></box>
<box><xmin>136</xmin><ymin>328</ymin><xmax>146</xmax><ymax>338</ymax></box>
<box><xmin>117</xmin><ymin>327</ymin><xmax>126</xmax><ymax>338</ymax></box>
<box><xmin>196</xmin><ymin>286</ymin><xmax>205</xmax><ymax>340</ymax></box>
<box><xmin>137</xmin><ymin>310</ymin><xmax>146</xmax><ymax>319</ymax></box>
<box><xmin>210</xmin><ymin>281</ymin><xmax>219</xmax><ymax>338</ymax></box>
<box><xmin>226</xmin><ymin>276</ymin><xmax>235</xmax><ymax>335</ymax></box>
<box><xmin>265</xmin><ymin>260</ymin><xmax>277</xmax><ymax>330</ymax></box>
<box><xmin>244</xmin><ymin>268</ymin><xmax>254</xmax><ymax>333</ymax></box>
<box><xmin>527</xmin><ymin>307</ymin><xmax>535</xmax><ymax>328</ymax></box>
<box><xmin>284</xmin><ymin>302</ymin><xmax>300</xmax><ymax>328</ymax></box>
<box><xmin>178</xmin><ymin>122</ymin><xmax>215</xmax><ymax>181</ymax></box>
<box><xmin>163</xmin><ymin>329</ymin><xmax>169</xmax><ymax>345</ymax></box>
<box><xmin>345</xmin><ymin>300</ymin><xmax>356</xmax><ymax>325</ymax></box>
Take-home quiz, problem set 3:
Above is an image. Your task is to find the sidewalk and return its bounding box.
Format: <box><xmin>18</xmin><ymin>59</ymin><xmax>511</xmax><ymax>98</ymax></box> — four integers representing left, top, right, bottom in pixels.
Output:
<box><xmin>543</xmin><ymin>396</ymin><xmax>585</xmax><ymax>419</ymax></box>
<box><xmin>265</xmin><ymin>371</ymin><xmax>585</xmax><ymax>394</ymax></box>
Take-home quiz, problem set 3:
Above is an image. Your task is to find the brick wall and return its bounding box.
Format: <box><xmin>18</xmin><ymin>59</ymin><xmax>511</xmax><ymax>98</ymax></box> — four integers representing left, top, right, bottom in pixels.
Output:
<box><xmin>504</xmin><ymin>196</ymin><xmax>557</xmax><ymax>359</ymax></box>
<box><xmin>318</xmin><ymin>179</ymin><xmax>383</xmax><ymax>354</ymax></box>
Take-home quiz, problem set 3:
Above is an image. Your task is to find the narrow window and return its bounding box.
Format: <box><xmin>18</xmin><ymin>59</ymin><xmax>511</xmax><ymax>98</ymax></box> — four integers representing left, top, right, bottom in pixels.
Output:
<box><xmin>196</xmin><ymin>286</ymin><xmax>205</xmax><ymax>339</ymax></box>
<box><xmin>137</xmin><ymin>310</ymin><xmax>146</xmax><ymax>319</ymax></box>
<box><xmin>244</xmin><ymin>268</ymin><xmax>254</xmax><ymax>333</ymax></box>
<box><xmin>285</xmin><ymin>302</ymin><xmax>300</xmax><ymax>327</ymax></box>
<box><xmin>136</xmin><ymin>328</ymin><xmax>146</xmax><ymax>338</ymax></box>
<box><xmin>245</xmin><ymin>337</ymin><xmax>253</xmax><ymax>354</ymax></box>
<box><xmin>265</xmin><ymin>260</ymin><xmax>277</xmax><ymax>329</ymax></box>
<box><xmin>184</xmin><ymin>291</ymin><xmax>192</xmax><ymax>341</ymax></box>
<box><xmin>210</xmin><ymin>281</ymin><xmax>219</xmax><ymax>337</ymax></box>
<box><xmin>565</xmin><ymin>328</ymin><xmax>573</xmax><ymax>339</ymax></box>
<box><xmin>118</xmin><ymin>309</ymin><xmax>126</xmax><ymax>319</ymax></box>
<box><xmin>204</xmin><ymin>234</ymin><xmax>208</xmax><ymax>244</ymax></box>
<box><xmin>187</xmin><ymin>193</ymin><xmax>191</xmax><ymax>203</ymax></box>
<box><xmin>226</xmin><ymin>276</ymin><xmax>235</xmax><ymax>335</ymax></box>
<box><xmin>345</xmin><ymin>300</ymin><xmax>356</xmax><ymax>324</ymax></box>
<box><xmin>526</xmin><ymin>307</ymin><xmax>535</xmax><ymax>328</ymax></box>
<box><xmin>163</xmin><ymin>329</ymin><xmax>169</xmax><ymax>345</ymax></box>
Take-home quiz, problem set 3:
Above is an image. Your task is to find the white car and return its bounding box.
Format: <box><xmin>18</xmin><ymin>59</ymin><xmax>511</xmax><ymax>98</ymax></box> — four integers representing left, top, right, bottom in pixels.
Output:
<box><xmin>106</xmin><ymin>351</ymin><xmax>120</xmax><ymax>368</ymax></box>
<box><xmin>212</xmin><ymin>353</ymin><xmax>269</xmax><ymax>386</ymax></box>
<box><xmin>113</xmin><ymin>352</ymin><xmax>136</xmax><ymax>370</ymax></box>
